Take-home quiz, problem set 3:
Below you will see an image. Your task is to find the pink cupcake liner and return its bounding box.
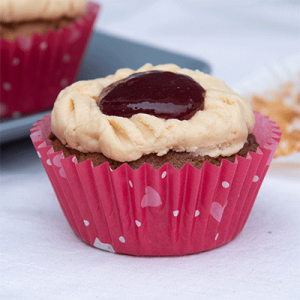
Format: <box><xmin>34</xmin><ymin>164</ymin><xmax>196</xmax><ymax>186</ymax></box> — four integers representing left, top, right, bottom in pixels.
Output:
<box><xmin>0</xmin><ymin>2</ymin><xmax>100</xmax><ymax>118</ymax></box>
<box><xmin>30</xmin><ymin>111</ymin><xmax>281</xmax><ymax>256</ymax></box>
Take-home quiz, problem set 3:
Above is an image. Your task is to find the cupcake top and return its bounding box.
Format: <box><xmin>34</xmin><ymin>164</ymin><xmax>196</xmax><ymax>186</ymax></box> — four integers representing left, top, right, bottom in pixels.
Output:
<box><xmin>51</xmin><ymin>63</ymin><xmax>255</xmax><ymax>162</ymax></box>
<box><xmin>0</xmin><ymin>0</ymin><xmax>87</xmax><ymax>23</ymax></box>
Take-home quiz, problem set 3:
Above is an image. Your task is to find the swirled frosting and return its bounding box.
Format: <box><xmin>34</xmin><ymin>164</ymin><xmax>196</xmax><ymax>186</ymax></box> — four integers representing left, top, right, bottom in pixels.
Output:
<box><xmin>51</xmin><ymin>64</ymin><xmax>255</xmax><ymax>162</ymax></box>
<box><xmin>0</xmin><ymin>0</ymin><xmax>87</xmax><ymax>23</ymax></box>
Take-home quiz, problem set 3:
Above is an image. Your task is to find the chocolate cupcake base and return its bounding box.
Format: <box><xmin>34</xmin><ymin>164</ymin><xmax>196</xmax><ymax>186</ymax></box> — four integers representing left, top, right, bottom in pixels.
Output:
<box><xmin>49</xmin><ymin>133</ymin><xmax>259</xmax><ymax>170</ymax></box>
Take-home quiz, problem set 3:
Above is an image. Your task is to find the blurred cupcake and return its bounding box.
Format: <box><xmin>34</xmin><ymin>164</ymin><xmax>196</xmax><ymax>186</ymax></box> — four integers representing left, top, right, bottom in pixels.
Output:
<box><xmin>31</xmin><ymin>64</ymin><xmax>281</xmax><ymax>256</ymax></box>
<box><xmin>0</xmin><ymin>0</ymin><xmax>100</xmax><ymax>118</ymax></box>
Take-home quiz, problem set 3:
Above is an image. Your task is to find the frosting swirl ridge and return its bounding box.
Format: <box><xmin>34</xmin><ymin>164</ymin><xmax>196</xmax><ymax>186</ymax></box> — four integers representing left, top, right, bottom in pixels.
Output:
<box><xmin>51</xmin><ymin>63</ymin><xmax>255</xmax><ymax>162</ymax></box>
<box><xmin>0</xmin><ymin>0</ymin><xmax>87</xmax><ymax>23</ymax></box>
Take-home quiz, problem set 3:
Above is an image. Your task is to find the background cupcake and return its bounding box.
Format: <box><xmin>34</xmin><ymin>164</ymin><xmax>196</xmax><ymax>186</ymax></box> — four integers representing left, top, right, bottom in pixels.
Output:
<box><xmin>31</xmin><ymin>64</ymin><xmax>281</xmax><ymax>256</ymax></box>
<box><xmin>0</xmin><ymin>0</ymin><xmax>100</xmax><ymax>118</ymax></box>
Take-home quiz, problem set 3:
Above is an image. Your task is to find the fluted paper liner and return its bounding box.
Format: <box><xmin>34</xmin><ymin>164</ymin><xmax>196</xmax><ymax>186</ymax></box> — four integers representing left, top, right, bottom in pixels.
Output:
<box><xmin>30</xmin><ymin>112</ymin><xmax>281</xmax><ymax>256</ymax></box>
<box><xmin>0</xmin><ymin>2</ymin><xmax>100</xmax><ymax>118</ymax></box>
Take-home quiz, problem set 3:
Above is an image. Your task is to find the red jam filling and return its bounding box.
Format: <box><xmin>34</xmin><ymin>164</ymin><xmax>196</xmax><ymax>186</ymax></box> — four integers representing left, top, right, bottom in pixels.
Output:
<box><xmin>98</xmin><ymin>70</ymin><xmax>206</xmax><ymax>120</ymax></box>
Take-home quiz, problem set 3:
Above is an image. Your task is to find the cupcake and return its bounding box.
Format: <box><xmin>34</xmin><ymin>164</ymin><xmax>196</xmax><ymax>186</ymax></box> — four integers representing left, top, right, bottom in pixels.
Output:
<box><xmin>31</xmin><ymin>64</ymin><xmax>281</xmax><ymax>256</ymax></box>
<box><xmin>0</xmin><ymin>0</ymin><xmax>100</xmax><ymax>118</ymax></box>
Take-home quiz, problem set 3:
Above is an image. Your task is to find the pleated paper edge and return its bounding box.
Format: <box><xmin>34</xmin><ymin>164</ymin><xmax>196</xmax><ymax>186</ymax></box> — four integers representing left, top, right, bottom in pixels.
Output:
<box><xmin>30</xmin><ymin>112</ymin><xmax>281</xmax><ymax>256</ymax></box>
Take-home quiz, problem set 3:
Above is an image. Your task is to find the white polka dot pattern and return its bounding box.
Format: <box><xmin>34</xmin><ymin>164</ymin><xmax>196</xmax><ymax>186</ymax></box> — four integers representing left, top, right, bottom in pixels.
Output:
<box><xmin>222</xmin><ymin>181</ymin><xmax>230</xmax><ymax>188</ymax></box>
<box><xmin>3</xmin><ymin>82</ymin><xmax>12</xmax><ymax>91</ymax></box>
<box><xmin>161</xmin><ymin>171</ymin><xmax>167</xmax><ymax>178</ymax></box>
<box><xmin>173</xmin><ymin>210</ymin><xmax>179</xmax><ymax>217</ymax></box>
<box><xmin>12</xmin><ymin>58</ymin><xmax>20</xmax><ymax>66</ymax></box>
<box><xmin>119</xmin><ymin>236</ymin><xmax>125</xmax><ymax>243</ymax></box>
<box><xmin>40</xmin><ymin>42</ymin><xmax>47</xmax><ymax>50</ymax></box>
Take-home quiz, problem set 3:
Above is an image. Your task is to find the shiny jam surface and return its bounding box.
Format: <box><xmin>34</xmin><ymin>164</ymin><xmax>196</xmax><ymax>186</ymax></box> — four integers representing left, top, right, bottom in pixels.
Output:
<box><xmin>98</xmin><ymin>71</ymin><xmax>206</xmax><ymax>120</ymax></box>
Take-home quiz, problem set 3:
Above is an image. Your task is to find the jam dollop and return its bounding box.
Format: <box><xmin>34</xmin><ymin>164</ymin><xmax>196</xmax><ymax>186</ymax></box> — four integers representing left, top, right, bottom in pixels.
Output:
<box><xmin>98</xmin><ymin>70</ymin><xmax>206</xmax><ymax>120</ymax></box>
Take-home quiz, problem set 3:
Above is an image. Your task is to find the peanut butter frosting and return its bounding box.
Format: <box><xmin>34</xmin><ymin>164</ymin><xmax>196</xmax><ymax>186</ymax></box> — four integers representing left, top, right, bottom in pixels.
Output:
<box><xmin>0</xmin><ymin>0</ymin><xmax>87</xmax><ymax>23</ymax></box>
<box><xmin>0</xmin><ymin>18</ymin><xmax>74</xmax><ymax>40</ymax></box>
<box><xmin>51</xmin><ymin>64</ymin><xmax>255</xmax><ymax>162</ymax></box>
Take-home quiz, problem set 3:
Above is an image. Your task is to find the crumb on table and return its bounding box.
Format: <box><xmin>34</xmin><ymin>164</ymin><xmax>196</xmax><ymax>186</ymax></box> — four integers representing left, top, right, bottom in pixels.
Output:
<box><xmin>250</xmin><ymin>79</ymin><xmax>300</xmax><ymax>157</ymax></box>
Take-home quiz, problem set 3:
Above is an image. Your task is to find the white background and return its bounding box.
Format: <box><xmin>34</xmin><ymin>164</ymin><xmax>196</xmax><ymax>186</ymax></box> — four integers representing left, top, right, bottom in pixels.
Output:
<box><xmin>95</xmin><ymin>0</ymin><xmax>299</xmax><ymax>87</ymax></box>
<box><xmin>1</xmin><ymin>1</ymin><xmax>300</xmax><ymax>299</ymax></box>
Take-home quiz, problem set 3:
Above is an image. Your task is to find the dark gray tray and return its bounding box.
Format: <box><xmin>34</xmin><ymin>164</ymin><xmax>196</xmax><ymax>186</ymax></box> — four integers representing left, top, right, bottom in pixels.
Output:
<box><xmin>0</xmin><ymin>31</ymin><xmax>211</xmax><ymax>144</ymax></box>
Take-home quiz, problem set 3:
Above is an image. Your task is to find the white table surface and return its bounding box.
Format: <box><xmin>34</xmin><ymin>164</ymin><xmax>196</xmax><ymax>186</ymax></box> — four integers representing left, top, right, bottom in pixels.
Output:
<box><xmin>1</xmin><ymin>1</ymin><xmax>300</xmax><ymax>299</ymax></box>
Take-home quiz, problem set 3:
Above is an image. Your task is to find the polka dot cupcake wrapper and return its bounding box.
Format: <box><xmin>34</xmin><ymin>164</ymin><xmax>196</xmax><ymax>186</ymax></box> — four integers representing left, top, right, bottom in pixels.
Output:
<box><xmin>0</xmin><ymin>2</ymin><xmax>100</xmax><ymax>118</ymax></box>
<box><xmin>30</xmin><ymin>112</ymin><xmax>281</xmax><ymax>256</ymax></box>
